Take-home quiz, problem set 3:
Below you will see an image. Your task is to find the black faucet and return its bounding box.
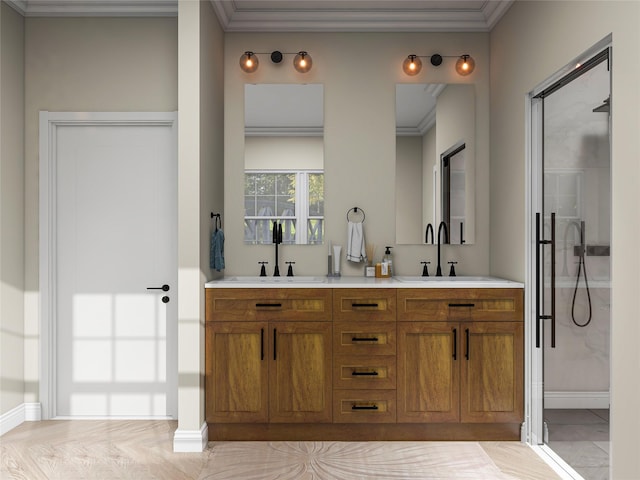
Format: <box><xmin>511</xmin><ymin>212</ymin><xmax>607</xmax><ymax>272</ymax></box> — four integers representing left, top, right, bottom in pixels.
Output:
<box><xmin>425</xmin><ymin>223</ymin><xmax>434</xmax><ymax>244</ymax></box>
<box><xmin>436</xmin><ymin>221</ymin><xmax>449</xmax><ymax>276</ymax></box>
<box><xmin>272</xmin><ymin>221</ymin><xmax>283</xmax><ymax>276</ymax></box>
<box><xmin>286</xmin><ymin>261</ymin><xmax>295</xmax><ymax>277</ymax></box>
<box><xmin>258</xmin><ymin>261</ymin><xmax>268</xmax><ymax>277</ymax></box>
<box><xmin>448</xmin><ymin>261</ymin><xmax>457</xmax><ymax>277</ymax></box>
<box><xmin>421</xmin><ymin>261</ymin><xmax>431</xmax><ymax>277</ymax></box>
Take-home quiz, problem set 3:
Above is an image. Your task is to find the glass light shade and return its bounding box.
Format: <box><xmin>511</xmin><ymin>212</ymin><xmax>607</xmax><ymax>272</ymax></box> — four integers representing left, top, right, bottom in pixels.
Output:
<box><xmin>293</xmin><ymin>51</ymin><xmax>312</xmax><ymax>73</ymax></box>
<box><xmin>455</xmin><ymin>55</ymin><xmax>475</xmax><ymax>76</ymax></box>
<box><xmin>402</xmin><ymin>55</ymin><xmax>422</xmax><ymax>76</ymax></box>
<box><xmin>239</xmin><ymin>51</ymin><xmax>259</xmax><ymax>73</ymax></box>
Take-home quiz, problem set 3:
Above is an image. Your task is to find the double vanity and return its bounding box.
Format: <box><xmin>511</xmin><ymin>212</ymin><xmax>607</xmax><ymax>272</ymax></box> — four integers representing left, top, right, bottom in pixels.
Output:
<box><xmin>204</xmin><ymin>276</ymin><xmax>523</xmax><ymax>441</ymax></box>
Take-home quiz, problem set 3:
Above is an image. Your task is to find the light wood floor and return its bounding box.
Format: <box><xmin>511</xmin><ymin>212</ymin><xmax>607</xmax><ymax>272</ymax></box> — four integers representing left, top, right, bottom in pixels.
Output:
<box><xmin>1</xmin><ymin>420</ymin><xmax>560</xmax><ymax>479</ymax></box>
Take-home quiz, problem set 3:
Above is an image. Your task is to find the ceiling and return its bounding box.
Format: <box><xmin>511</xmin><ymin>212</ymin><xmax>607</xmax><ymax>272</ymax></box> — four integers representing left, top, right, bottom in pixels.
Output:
<box><xmin>7</xmin><ymin>0</ymin><xmax>514</xmax><ymax>32</ymax></box>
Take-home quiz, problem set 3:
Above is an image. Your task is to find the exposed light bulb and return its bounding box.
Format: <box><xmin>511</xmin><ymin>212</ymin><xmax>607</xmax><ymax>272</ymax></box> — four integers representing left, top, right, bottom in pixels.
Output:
<box><xmin>455</xmin><ymin>54</ymin><xmax>475</xmax><ymax>76</ymax></box>
<box><xmin>294</xmin><ymin>51</ymin><xmax>313</xmax><ymax>73</ymax></box>
<box><xmin>402</xmin><ymin>55</ymin><xmax>422</xmax><ymax>76</ymax></box>
<box><xmin>239</xmin><ymin>51</ymin><xmax>259</xmax><ymax>73</ymax></box>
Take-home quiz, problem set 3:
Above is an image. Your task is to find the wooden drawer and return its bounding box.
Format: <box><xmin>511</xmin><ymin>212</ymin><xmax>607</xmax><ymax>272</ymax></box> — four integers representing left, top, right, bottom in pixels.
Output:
<box><xmin>206</xmin><ymin>288</ymin><xmax>332</xmax><ymax>322</ymax></box>
<box><xmin>333</xmin><ymin>390</ymin><xmax>396</xmax><ymax>423</ymax></box>
<box><xmin>333</xmin><ymin>289</ymin><xmax>396</xmax><ymax>322</ymax></box>
<box><xmin>333</xmin><ymin>322</ymin><xmax>396</xmax><ymax>356</ymax></box>
<box><xmin>397</xmin><ymin>288</ymin><xmax>524</xmax><ymax>322</ymax></box>
<box><xmin>333</xmin><ymin>355</ymin><xmax>396</xmax><ymax>390</ymax></box>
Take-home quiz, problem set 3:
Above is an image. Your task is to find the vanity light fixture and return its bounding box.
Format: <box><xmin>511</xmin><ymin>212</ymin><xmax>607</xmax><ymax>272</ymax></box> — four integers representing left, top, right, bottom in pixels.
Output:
<box><xmin>239</xmin><ymin>51</ymin><xmax>259</xmax><ymax>73</ymax></box>
<box><xmin>455</xmin><ymin>55</ymin><xmax>475</xmax><ymax>76</ymax></box>
<box><xmin>401</xmin><ymin>53</ymin><xmax>475</xmax><ymax>76</ymax></box>
<box><xmin>239</xmin><ymin>50</ymin><xmax>313</xmax><ymax>74</ymax></box>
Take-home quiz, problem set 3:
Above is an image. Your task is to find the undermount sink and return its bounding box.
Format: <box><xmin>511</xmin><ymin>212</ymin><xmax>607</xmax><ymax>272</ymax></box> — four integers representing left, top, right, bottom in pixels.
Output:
<box><xmin>395</xmin><ymin>276</ymin><xmax>498</xmax><ymax>283</ymax></box>
<box><xmin>224</xmin><ymin>276</ymin><xmax>327</xmax><ymax>284</ymax></box>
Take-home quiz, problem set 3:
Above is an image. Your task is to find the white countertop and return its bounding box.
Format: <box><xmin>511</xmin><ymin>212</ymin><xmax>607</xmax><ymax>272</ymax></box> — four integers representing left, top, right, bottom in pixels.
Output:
<box><xmin>205</xmin><ymin>275</ymin><xmax>524</xmax><ymax>289</ymax></box>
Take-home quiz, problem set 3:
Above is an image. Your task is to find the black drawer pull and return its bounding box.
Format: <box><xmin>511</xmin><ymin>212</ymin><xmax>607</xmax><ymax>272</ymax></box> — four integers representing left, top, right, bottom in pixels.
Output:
<box><xmin>352</xmin><ymin>404</ymin><xmax>379</xmax><ymax>410</ymax></box>
<box><xmin>449</xmin><ymin>303</ymin><xmax>475</xmax><ymax>308</ymax></box>
<box><xmin>256</xmin><ymin>303</ymin><xmax>282</xmax><ymax>308</ymax></box>
<box><xmin>351</xmin><ymin>371</ymin><xmax>379</xmax><ymax>376</ymax></box>
<box><xmin>351</xmin><ymin>303</ymin><xmax>379</xmax><ymax>308</ymax></box>
<box><xmin>351</xmin><ymin>337</ymin><xmax>379</xmax><ymax>342</ymax></box>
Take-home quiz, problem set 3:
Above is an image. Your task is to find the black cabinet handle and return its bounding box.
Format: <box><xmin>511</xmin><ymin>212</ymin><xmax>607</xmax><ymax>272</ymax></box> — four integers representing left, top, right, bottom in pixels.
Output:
<box><xmin>449</xmin><ymin>303</ymin><xmax>475</xmax><ymax>308</ymax></box>
<box><xmin>465</xmin><ymin>328</ymin><xmax>470</xmax><ymax>360</ymax></box>
<box><xmin>273</xmin><ymin>328</ymin><xmax>277</xmax><ymax>360</ymax></box>
<box><xmin>351</xmin><ymin>371</ymin><xmax>379</xmax><ymax>376</ymax></box>
<box><xmin>260</xmin><ymin>328</ymin><xmax>264</xmax><ymax>360</ymax></box>
<box><xmin>256</xmin><ymin>303</ymin><xmax>282</xmax><ymax>308</ymax></box>
<box><xmin>352</xmin><ymin>303</ymin><xmax>379</xmax><ymax>308</ymax></box>
<box><xmin>452</xmin><ymin>328</ymin><xmax>457</xmax><ymax>360</ymax></box>
<box><xmin>147</xmin><ymin>284</ymin><xmax>170</xmax><ymax>292</ymax></box>
<box><xmin>351</xmin><ymin>337</ymin><xmax>379</xmax><ymax>343</ymax></box>
<box><xmin>352</xmin><ymin>404</ymin><xmax>378</xmax><ymax>410</ymax></box>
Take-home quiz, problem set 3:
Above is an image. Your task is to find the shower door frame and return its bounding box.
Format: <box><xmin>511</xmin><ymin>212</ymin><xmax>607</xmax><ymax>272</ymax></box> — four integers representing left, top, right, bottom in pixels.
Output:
<box><xmin>525</xmin><ymin>35</ymin><xmax>612</xmax><ymax>475</ymax></box>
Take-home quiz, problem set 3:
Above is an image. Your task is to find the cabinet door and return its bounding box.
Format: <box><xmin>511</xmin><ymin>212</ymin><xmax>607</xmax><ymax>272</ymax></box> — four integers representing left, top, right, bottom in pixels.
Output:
<box><xmin>269</xmin><ymin>322</ymin><xmax>333</xmax><ymax>423</ymax></box>
<box><xmin>397</xmin><ymin>322</ymin><xmax>460</xmax><ymax>423</ymax></box>
<box><xmin>460</xmin><ymin>321</ymin><xmax>524</xmax><ymax>423</ymax></box>
<box><xmin>207</xmin><ymin>322</ymin><xmax>268</xmax><ymax>423</ymax></box>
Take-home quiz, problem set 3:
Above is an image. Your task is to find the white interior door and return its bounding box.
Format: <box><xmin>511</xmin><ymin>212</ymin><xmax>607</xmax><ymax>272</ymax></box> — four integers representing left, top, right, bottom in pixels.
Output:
<box><xmin>49</xmin><ymin>116</ymin><xmax>177</xmax><ymax>418</ymax></box>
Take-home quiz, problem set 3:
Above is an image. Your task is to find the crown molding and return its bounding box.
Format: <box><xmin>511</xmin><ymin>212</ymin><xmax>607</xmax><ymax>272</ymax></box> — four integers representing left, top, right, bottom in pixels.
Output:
<box><xmin>210</xmin><ymin>0</ymin><xmax>514</xmax><ymax>32</ymax></box>
<box><xmin>6</xmin><ymin>0</ymin><xmax>512</xmax><ymax>29</ymax></box>
<box><xmin>245</xmin><ymin>126</ymin><xmax>323</xmax><ymax>137</ymax></box>
<box><xmin>7</xmin><ymin>0</ymin><xmax>178</xmax><ymax>17</ymax></box>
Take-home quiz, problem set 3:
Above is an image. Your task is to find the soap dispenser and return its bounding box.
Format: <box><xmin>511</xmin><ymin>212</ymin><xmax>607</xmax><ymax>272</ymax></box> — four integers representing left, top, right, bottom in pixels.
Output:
<box><xmin>383</xmin><ymin>246</ymin><xmax>394</xmax><ymax>277</ymax></box>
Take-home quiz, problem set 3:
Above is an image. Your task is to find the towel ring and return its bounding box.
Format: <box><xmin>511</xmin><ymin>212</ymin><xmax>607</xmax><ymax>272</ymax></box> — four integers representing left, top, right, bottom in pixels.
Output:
<box><xmin>346</xmin><ymin>207</ymin><xmax>365</xmax><ymax>223</ymax></box>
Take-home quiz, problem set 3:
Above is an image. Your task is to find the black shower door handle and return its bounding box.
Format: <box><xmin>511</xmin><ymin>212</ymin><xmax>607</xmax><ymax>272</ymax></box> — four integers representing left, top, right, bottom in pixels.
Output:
<box><xmin>536</xmin><ymin>212</ymin><xmax>556</xmax><ymax>348</ymax></box>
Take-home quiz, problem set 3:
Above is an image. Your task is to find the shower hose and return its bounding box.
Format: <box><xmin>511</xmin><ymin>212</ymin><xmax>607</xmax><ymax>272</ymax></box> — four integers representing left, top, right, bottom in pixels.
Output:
<box><xmin>571</xmin><ymin>242</ymin><xmax>593</xmax><ymax>327</ymax></box>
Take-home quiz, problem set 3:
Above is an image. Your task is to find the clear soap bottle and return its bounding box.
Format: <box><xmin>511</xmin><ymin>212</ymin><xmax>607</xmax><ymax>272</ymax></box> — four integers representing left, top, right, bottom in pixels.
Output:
<box><xmin>383</xmin><ymin>246</ymin><xmax>393</xmax><ymax>277</ymax></box>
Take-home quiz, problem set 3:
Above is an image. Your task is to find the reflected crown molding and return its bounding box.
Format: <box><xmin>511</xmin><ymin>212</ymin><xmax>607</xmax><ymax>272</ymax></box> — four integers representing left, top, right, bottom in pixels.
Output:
<box><xmin>245</xmin><ymin>126</ymin><xmax>323</xmax><ymax>137</ymax></box>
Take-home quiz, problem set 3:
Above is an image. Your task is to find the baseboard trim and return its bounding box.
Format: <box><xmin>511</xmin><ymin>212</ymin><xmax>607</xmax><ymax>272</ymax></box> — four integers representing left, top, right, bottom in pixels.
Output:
<box><xmin>173</xmin><ymin>422</ymin><xmax>208</xmax><ymax>452</ymax></box>
<box><xmin>544</xmin><ymin>391</ymin><xmax>609</xmax><ymax>409</ymax></box>
<box><xmin>1</xmin><ymin>403</ymin><xmax>42</xmax><ymax>436</ymax></box>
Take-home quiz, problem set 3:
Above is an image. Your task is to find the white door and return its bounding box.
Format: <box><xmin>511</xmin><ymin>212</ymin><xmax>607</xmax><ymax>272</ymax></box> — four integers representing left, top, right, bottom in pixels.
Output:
<box><xmin>45</xmin><ymin>115</ymin><xmax>177</xmax><ymax>418</ymax></box>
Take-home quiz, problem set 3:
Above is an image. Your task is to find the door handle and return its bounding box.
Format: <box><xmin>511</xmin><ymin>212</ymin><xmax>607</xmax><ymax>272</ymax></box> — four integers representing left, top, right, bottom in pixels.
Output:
<box><xmin>536</xmin><ymin>212</ymin><xmax>556</xmax><ymax>348</ymax></box>
<box><xmin>452</xmin><ymin>328</ymin><xmax>457</xmax><ymax>360</ymax></box>
<box><xmin>147</xmin><ymin>284</ymin><xmax>170</xmax><ymax>292</ymax></box>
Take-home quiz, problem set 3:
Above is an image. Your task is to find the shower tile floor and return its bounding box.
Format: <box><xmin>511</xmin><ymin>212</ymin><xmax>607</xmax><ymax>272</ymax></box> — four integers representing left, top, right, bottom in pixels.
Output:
<box><xmin>545</xmin><ymin>409</ymin><xmax>610</xmax><ymax>480</ymax></box>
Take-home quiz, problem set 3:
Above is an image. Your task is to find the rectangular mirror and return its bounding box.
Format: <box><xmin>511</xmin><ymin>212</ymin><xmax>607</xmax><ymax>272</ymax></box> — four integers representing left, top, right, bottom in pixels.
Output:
<box><xmin>244</xmin><ymin>84</ymin><xmax>324</xmax><ymax>245</ymax></box>
<box><xmin>395</xmin><ymin>83</ymin><xmax>475</xmax><ymax>245</ymax></box>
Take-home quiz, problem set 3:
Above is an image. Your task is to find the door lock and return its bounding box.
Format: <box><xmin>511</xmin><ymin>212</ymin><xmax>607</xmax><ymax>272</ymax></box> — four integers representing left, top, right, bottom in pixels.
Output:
<box><xmin>162</xmin><ymin>296</ymin><xmax>170</xmax><ymax>304</ymax></box>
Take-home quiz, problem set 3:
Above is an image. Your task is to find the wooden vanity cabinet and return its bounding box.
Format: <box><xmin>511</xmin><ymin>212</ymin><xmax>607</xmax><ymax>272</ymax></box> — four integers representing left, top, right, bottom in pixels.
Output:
<box><xmin>205</xmin><ymin>289</ymin><xmax>333</xmax><ymax>424</ymax></box>
<box><xmin>332</xmin><ymin>289</ymin><xmax>397</xmax><ymax>423</ymax></box>
<box><xmin>397</xmin><ymin>289</ymin><xmax>524</xmax><ymax>424</ymax></box>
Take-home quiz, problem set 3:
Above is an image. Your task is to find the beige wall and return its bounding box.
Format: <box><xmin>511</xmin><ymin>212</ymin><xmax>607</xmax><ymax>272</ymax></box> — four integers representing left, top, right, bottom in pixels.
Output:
<box><xmin>0</xmin><ymin>2</ymin><xmax>25</xmax><ymax>416</ymax></box>
<box><xmin>225</xmin><ymin>32</ymin><xmax>490</xmax><ymax>277</ymax></box>
<box><xmin>490</xmin><ymin>1</ymin><xmax>640</xmax><ymax>477</ymax></box>
<box><xmin>22</xmin><ymin>16</ymin><xmax>177</xmax><ymax>406</ymax></box>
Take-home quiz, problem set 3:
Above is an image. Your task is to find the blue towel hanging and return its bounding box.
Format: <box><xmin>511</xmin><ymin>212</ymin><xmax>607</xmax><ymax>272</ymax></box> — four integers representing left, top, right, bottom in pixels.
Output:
<box><xmin>210</xmin><ymin>213</ymin><xmax>225</xmax><ymax>271</ymax></box>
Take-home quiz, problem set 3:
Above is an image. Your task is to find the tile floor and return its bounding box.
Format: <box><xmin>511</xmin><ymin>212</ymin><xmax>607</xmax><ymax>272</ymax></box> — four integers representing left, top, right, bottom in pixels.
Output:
<box><xmin>544</xmin><ymin>409</ymin><xmax>610</xmax><ymax>480</ymax></box>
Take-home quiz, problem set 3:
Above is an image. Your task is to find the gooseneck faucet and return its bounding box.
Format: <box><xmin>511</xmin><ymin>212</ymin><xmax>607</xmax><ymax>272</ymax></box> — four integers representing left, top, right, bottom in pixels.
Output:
<box><xmin>425</xmin><ymin>223</ymin><xmax>434</xmax><ymax>244</ymax></box>
<box><xmin>436</xmin><ymin>221</ymin><xmax>449</xmax><ymax>276</ymax></box>
<box><xmin>272</xmin><ymin>221</ymin><xmax>283</xmax><ymax>276</ymax></box>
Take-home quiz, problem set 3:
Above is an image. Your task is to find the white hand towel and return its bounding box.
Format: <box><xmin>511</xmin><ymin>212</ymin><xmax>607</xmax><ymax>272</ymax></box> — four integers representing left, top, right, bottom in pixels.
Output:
<box><xmin>346</xmin><ymin>221</ymin><xmax>367</xmax><ymax>263</ymax></box>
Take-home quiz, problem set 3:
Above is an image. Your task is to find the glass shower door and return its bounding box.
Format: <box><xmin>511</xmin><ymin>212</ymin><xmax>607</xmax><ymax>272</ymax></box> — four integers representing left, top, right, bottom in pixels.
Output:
<box><xmin>535</xmin><ymin>49</ymin><xmax>611</xmax><ymax>479</ymax></box>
